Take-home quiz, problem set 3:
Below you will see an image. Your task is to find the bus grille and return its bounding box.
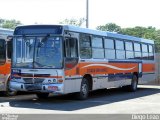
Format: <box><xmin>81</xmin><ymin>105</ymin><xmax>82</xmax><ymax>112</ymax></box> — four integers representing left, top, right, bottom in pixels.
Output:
<box><xmin>23</xmin><ymin>78</ymin><xmax>44</xmax><ymax>84</ymax></box>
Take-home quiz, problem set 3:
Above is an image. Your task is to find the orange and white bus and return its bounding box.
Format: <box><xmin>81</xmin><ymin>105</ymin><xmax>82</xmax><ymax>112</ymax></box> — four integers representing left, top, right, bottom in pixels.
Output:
<box><xmin>10</xmin><ymin>25</ymin><xmax>155</xmax><ymax>99</ymax></box>
<box><xmin>0</xmin><ymin>28</ymin><xmax>17</xmax><ymax>96</ymax></box>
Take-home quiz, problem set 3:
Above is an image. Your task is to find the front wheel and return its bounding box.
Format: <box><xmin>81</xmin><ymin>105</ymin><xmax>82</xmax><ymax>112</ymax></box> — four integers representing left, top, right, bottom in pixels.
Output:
<box><xmin>4</xmin><ymin>80</ymin><xmax>17</xmax><ymax>96</ymax></box>
<box><xmin>76</xmin><ymin>78</ymin><xmax>89</xmax><ymax>100</ymax></box>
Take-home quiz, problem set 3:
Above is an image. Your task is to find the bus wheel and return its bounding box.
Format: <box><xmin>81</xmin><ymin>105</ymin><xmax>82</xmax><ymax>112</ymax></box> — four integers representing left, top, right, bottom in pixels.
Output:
<box><xmin>5</xmin><ymin>80</ymin><xmax>17</xmax><ymax>96</ymax></box>
<box><xmin>76</xmin><ymin>78</ymin><xmax>89</xmax><ymax>100</ymax></box>
<box><xmin>36</xmin><ymin>93</ymin><xmax>49</xmax><ymax>99</ymax></box>
<box><xmin>128</xmin><ymin>75</ymin><xmax>138</xmax><ymax>92</ymax></box>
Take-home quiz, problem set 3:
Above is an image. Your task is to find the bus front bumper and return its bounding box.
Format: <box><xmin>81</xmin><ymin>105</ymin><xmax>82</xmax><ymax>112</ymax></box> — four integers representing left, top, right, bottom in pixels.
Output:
<box><xmin>9</xmin><ymin>81</ymin><xmax>64</xmax><ymax>94</ymax></box>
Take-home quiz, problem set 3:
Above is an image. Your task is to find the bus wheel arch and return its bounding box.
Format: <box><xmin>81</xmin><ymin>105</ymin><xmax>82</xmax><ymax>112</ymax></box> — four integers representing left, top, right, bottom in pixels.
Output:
<box><xmin>76</xmin><ymin>74</ymin><xmax>93</xmax><ymax>100</ymax></box>
<box><xmin>4</xmin><ymin>76</ymin><xmax>17</xmax><ymax>96</ymax></box>
<box><xmin>133</xmin><ymin>72</ymin><xmax>139</xmax><ymax>83</ymax></box>
<box><xmin>83</xmin><ymin>74</ymin><xmax>93</xmax><ymax>91</ymax></box>
<box><xmin>129</xmin><ymin>72</ymin><xmax>139</xmax><ymax>92</ymax></box>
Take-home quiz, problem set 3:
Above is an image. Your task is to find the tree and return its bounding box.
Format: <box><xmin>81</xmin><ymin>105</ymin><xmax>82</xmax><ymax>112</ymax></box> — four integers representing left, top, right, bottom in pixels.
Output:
<box><xmin>96</xmin><ymin>22</ymin><xmax>160</xmax><ymax>52</ymax></box>
<box><xmin>154</xmin><ymin>30</ymin><xmax>160</xmax><ymax>52</ymax></box>
<box><xmin>120</xmin><ymin>26</ymin><xmax>156</xmax><ymax>39</ymax></box>
<box><xmin>120</xmin><ymin>26</ymin><xmax>160</xmax><ymax>52</ymax></box>
<box><xmin>96</xmin><ymin>23</ymin><xmax>121</xmax><ymax>32</ymax></box>
<box><xmin>59</xmin><ymin>18</ymin><xmax>85</xmax><ymax>26</ymax></box>
<box><xmin>0</xmin><ymin>19</ymin><xmax>22</xmax><ymax>29</ymax></box>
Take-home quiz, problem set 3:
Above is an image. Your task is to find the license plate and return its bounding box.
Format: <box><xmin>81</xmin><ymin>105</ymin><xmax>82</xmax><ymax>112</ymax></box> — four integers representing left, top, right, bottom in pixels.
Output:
<box><xmin>48</xmin><ymin>86</ymin><xmax>58</xmax><ymax>91</ymax></box>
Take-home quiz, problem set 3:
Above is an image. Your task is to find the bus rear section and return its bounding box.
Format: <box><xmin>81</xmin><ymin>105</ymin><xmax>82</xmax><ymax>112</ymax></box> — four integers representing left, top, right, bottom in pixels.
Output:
<box><xmin>0</xmin><ymin>28</ymin><xmax>16</xmax><ymax>96</ymax></box>
<box><xmin>10</xmin><ymin>25</ymin><xmax>155</xmax><ymax>100</ymax></box>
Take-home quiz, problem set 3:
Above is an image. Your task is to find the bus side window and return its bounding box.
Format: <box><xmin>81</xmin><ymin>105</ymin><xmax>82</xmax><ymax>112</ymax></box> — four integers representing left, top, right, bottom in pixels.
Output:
<box><xmin>65</xmin><ymin>37</ymin><xmax>78</xmax><ymax>70</ymax></box>
<box><xmin>142</xmin><ymin>44</ymin><xmax>149</xmax><ymax>60</ymax></box>
<box><xmin>7</xmin><ymin>40</ymin><xmax>12</xmax><ymax>59</ymax></box>
<box><xmin>115</xmin><ymin>40</ymin><xmax>125</xmax><ymax>59</ymax></box>
<box><xmin>0</xmin><ymin>39</ymin><xmax>6</xmax><ymax>65</ymax></box>
<box><xmin>65</xmin><ymin>37</ymin><xmax>78</xmax><ymax>58</ymax></box>
<box><xmin>79</xmin><ymin>34</ymin><xmax>92</xmax><ymax>59</ymax></box>
<box><xmin>104</xmin><ymin>39</ymin><xmax>115</xmax><ymax>59</ymax></box>
<box><xmin>148</xmin><ymin>45</ymin><xmax>154</xmax><ymax>60</ymax></box>
<box><xmin>125</xmin><ymin>41</ymin><xmax>134</xmax><ymax>59</ymax></box>
<box><xmin>134</xmin><ymin>43</ymin><xmax>142</xmax><ymax>59</ymax></box>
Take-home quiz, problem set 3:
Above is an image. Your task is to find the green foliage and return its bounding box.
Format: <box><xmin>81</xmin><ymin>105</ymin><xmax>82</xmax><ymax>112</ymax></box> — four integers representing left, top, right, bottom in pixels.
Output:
<box><xmin>0</xmin><ymin>18</ymin><xmax>22</xmax><ymax>29</ymax></box>
<box><xmin>59</xmin><ymin>18</ymin><xmax>86</xmax><ymax>27</ymax></box>
<box><xmin>120</xmin><ymin>26</ymin><xmax>156</xmax><ymax>39</ymax></box>
<box><xmin>120</xmin><ymin>26</ymin><xmax>160</xmax><ymax>52</ymax></box>
<box><xmin>96</xmin><ymin>23</ymin><xmax>121</xmax><ymax>32</ymax></box>
<box><xmin>96</xmin><ymin>23</ymin><xmax>160</xmax><ymax>52</ymax></box>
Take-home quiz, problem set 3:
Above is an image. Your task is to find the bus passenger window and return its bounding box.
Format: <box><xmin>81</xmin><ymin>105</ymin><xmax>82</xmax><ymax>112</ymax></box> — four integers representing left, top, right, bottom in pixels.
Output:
<box><xmin>92</xmin><ymin>36</ymin><xmax>104</xmax><ymax>59</ymax></box>
<box><xmin>125</xmin><ymin>41</ymin><xmax>134</xmax><ymax>59</ymax></box>
<box><xmin>142</xmin><ymin>44</ymin><xmax>149</xmax><ymax>60</ymax></box>
<box><xmin>79</xmin><ymin>34</ymin><xmax>92</xmax><ymax>59</ymax></box>
<box><xmin>115</xmin><ymin>40</ymin><xmax>125</xmax><ymax>59</ymax></box>
<box><xmin>0</xmin><ymin>40</ymin><xmax>6</xmax><ymax>65</ymax></box>
<box><xmin>104</xmin><ymin>39</ymin><xmax>115</xmax><ymax>59</ymax></box>
<box><xmin>7</xmin><ymin>40</ymin><xmax>12</xmax><ymax>59</ymax></box>
<box><xmin>148</xmin><ymin>45</ymin><xmax>154</xmax><ymax>60</ymax></box>
<box><xmin>134</xmin><ymin>43</ymin><xmax>142</xmax><ymax>59</ymax></box>
<box><xmin>65</xmin><ymin>38</ymin><xmax>78</xmax><ymax>58</ymax></box>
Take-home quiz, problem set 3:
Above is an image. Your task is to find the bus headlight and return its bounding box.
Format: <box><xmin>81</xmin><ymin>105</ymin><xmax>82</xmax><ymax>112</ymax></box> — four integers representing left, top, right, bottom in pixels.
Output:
<box><xmin>48</xmin><ymin>78</ymin><xmax>57</xmax><ymax>83</ymax></box>
<box><xmin>46</xmin><ymin>78</ymin><xmax>63</xmax><ymax>84</ymax></box>
<box><xmin>52</xmin><ymin>78</ymin><xmax>57</xmax><ymax>83</ymax></box>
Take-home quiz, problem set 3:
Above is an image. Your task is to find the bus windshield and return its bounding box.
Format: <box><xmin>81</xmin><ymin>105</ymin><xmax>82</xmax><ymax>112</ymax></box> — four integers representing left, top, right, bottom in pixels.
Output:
<box><xmin>12</xmin><ymin>36</ymin><xmax>63</xmax><ymax>68</ymax></box>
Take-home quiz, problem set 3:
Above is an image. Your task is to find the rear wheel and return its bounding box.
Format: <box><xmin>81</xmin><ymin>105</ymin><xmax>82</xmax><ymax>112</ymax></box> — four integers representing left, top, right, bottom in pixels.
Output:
<box><xmin>128</xmin><ymin>75</ymin><xmax>138</xmax><ymax>92</ymax></box>
<box><xmin>36</xmin><ymin>93</ymin><xmax>49</xmax><ymax>99</ymax></box>
<box><xmin>76</xmin><ymin>78</ymin><xmax>89</xmax><ymax>100</ymax></box>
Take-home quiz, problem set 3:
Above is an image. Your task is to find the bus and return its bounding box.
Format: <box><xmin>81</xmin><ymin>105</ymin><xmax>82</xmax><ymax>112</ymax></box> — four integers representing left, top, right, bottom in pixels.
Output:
<box><xmin>10</xmin><ymin>25</ymin><xmax>155</xmax><ymax>99</ymax></box>
<box><xmin>0</xmin><ymin>28</ymin><xmax>17</xmax><ymax>96</ymax></box>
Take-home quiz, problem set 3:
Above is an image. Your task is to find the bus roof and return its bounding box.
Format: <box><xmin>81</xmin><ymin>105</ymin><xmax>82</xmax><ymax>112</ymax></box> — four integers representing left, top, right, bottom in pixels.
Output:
<box><xmin>64</xmin><ymin>25</ymin><xmax>154</xmax><ymax>44</ymax></box>
<box><xmin>0</xmin><ymin>28</ymin><xmax>13</xmax><ymax>35</ymax></box>
<box><xmin>14</xmin><ymin>25</ymin><xmax>154</xmax><ymax>44</ymax></box>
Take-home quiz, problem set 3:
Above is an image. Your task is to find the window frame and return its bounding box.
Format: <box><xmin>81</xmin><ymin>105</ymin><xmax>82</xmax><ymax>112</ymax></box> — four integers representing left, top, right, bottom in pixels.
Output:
<box><xmin>148</xmin><ymin>44</ymin><xmax>154</xmax><ymax>60</ymax></box>
<box><xmin>91</xmin><ymin>35</ymin><xmax>104</xmax><ymax>59</ymax></box>
<box><xmin>7</xmin><ymin>40</ymin><xmax>12</xmax><ymax>59</ymax></box>
<box><xmin>104</xmin><ymin>38</ymin><xmax>116</xmax><ymax>59</ymax></box>
<box><xmin>65</xmin><ymin>37</ymin><xmax>78</xmax><ymax>58</ymax></box>
<box><xmin>133</xmin><ymin>42</ymin><xmax>142</xmax><ymax>59</ymax></box>
<box><xmin>125</xmin><ymin>41</ymin><xmax>134</xmax><ymax>59</ymax></box>
<box><xmin>79</xmin><ymin>33</ymin><xmax>92</xmax><ymax>59</ymax></box>
<box><xmin>141</xmin><ymin>43</ymin><xmax>149</xmax><ymax>60</ymax></box>
<box><xmin>0</xmin><ymin>39</ymin><xmax>6</xmax><ymax>65</ymax></box>
<box><xmin>115</xmin><ymin>39</ymin><xmax>125</xmax><ymax>59</ymax></box>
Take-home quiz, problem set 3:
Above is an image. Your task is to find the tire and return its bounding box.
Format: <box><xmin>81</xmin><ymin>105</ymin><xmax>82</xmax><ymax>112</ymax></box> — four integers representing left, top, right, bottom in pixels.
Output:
<box><xmin>36</xmin><ymin>93</ymin><xmax>49</xmax><ymax>99</ymax></box>
<box><xmin>4</xmin><ymin>80</ymin><xmax>17</xmax><ymax>96</ymax></box>
<box><xmin>128</xmin><ymin>75</ymin><xmax>138</xmax><ymax>92</ymax></box>
<box><xmin>76</xmin><ymin>78</ymin><xmax>89</xmax><ymax>100</ymax></box>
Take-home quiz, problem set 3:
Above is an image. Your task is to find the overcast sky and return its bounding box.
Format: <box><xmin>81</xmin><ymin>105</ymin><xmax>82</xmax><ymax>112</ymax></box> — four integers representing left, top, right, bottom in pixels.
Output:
<box><xmin>1</xmin><ymin>0</ymin><xmax>160</xmax><ymax>29</ymax></box>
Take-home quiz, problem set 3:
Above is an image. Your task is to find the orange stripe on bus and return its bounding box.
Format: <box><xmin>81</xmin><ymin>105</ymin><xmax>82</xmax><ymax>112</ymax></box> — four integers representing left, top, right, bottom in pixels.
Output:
<box><xmin>0</xmin><ymin>62</ymin><xmax>10</xmax><ymax>75</ymax></box>
<box><xmin>65</xmin><ymin>62</ymin><xmax>140</xmax><ymax>76</ymax></box>
<box><xmin>142</xmin><ymin>63</ymin><xmax>155</xmax><ymax>73</ymax></box>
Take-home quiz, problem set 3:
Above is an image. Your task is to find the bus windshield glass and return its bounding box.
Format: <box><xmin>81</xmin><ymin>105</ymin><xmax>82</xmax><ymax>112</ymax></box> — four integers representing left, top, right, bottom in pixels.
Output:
<box><xmin>12</xmin><ymin>36</ymin><xmax>63</xmax><ymax>68</ymax></box>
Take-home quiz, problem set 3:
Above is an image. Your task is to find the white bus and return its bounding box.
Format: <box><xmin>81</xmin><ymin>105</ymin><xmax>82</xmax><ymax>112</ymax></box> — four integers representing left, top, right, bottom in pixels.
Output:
<box><xmin>0</xmin><ymin>28</ymin><xmax>16</xmax><ymax>96</ymax></box>
<box><xmin>10</xmin><ymin>25</ymin><xmax>155</xmax><ymax>99</ymax></box>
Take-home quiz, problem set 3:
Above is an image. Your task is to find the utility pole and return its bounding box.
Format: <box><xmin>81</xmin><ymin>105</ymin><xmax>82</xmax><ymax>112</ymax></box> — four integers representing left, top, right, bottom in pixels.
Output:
<box><xmin>86</xmin><ymin>0</ymin><xmax>89</xmax><ymax>28</ymax></box>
